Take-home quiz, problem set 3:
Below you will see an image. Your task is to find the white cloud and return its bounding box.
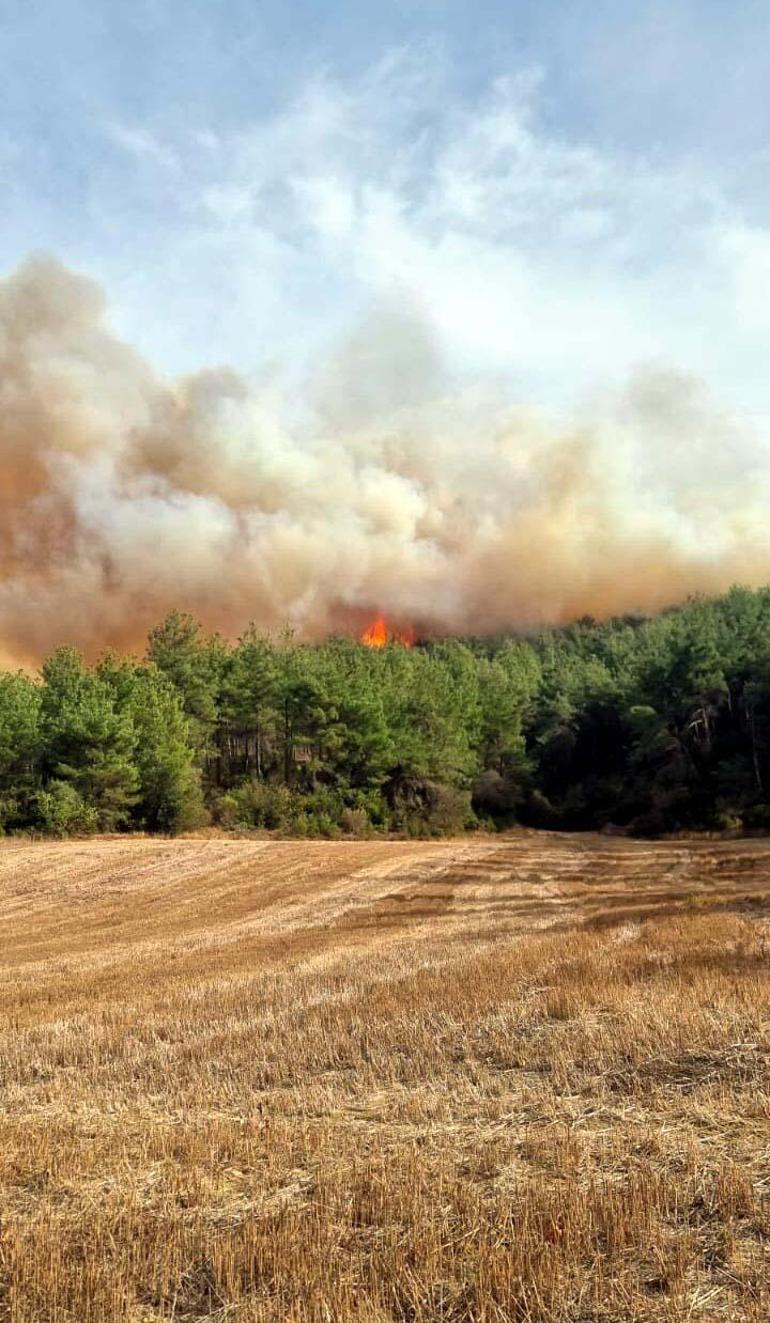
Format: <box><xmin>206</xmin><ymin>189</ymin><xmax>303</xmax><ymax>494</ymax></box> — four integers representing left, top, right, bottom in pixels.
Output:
<box><xmin>105</xmin><ymin>123</ymin><xmax>181</xmax><ymax>173</ymax></box>
<box><xmin>85</xmin><ymin>50</ymin><xmax>770</xmax><ymax>424</ymax></box>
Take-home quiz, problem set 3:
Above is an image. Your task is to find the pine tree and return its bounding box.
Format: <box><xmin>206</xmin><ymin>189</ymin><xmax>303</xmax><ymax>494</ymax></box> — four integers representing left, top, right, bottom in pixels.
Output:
<box><xmin>0</xmin><ymin>673</ymin><xmax>41</xmax><ymax>828</ymax></box>
<box><xmin>128</xmin><ymin>668</ymin><xmax>205</xmax><ymax>833</ymax></box>
<box><xmin>40</xmin><ymin>648</ymin><xmax>138</xmax><ymax>831</ymax></box>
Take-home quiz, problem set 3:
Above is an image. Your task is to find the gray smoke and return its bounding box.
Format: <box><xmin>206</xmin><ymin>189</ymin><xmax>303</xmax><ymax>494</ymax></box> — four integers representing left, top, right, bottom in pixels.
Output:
<box><xmin>0</xmin><ymin>254</ymin><xmax>768</xmax><ymax>665</ymax></box>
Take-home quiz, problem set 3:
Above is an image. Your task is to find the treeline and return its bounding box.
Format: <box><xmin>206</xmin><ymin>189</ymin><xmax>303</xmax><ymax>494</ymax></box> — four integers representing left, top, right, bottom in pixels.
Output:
<box><xmin>3</xmin><ymin>586</ymin><xmax>770</xmax><ymax>837</ymax></box>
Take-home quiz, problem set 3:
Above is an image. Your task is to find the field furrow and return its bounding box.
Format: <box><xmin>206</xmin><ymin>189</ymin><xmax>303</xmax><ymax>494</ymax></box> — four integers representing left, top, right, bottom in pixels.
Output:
<box><xmin>1</xmin><ymin>833</ymin><xmax>769</xmax><ymax>1321</ymax></box>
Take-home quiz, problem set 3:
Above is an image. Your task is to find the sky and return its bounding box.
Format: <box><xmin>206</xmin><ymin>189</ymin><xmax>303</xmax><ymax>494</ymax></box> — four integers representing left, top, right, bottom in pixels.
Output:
<box><xmin>3</xmin><ymin>0</ymin><xmax>770</xmax><ymax>419</ymax></box>
<box><xmin>5</xmin><ymin>1</ymin><xmax>770</xmax><ymax>660</ymax></box>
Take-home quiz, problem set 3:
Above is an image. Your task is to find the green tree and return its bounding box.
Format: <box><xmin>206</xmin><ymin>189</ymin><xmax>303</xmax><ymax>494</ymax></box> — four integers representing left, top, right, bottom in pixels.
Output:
<box><xmin>99</xmin><ymin>655</ymin><xmax>205</xmax><ymax>833</ymax></box>
<box><xmin>0</xmin><ymin>673</ymin><xmax>41</xmax><ymax>828</ymax></box>
<box><xmin>219</xmin><ymin>628</ymin><xmax>280</xmax><ymax>782</ymax></box>
<box><xmin>40</xmin><ymin>648</ymin><xmax>138</xmax><ymax>832</ymax></box>
<box><xmin>130</xmin><ymin>670</ymin><xmax>205</xmax><ymax>833</ymax></box>
<box><xmin>147</xmin><ymin>612</ymin><xmax>222</xmax><ymax>753</ymax></box>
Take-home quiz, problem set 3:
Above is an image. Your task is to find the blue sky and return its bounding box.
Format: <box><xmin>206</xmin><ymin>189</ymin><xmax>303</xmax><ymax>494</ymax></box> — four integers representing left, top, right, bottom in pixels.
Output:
<box><xmin>3</xmin><ymin>0</ymin><xmax>770</xmax><ymax>413</ymax></box>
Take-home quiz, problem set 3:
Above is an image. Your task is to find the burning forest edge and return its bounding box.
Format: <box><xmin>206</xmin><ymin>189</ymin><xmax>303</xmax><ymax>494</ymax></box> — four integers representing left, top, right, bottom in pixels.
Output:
<box><xmin>360</xmin><ymin>614</ymin><xmax>416</xmax><ymax>648</ymax></box>
<box><xmin>1</xmin><ymin>584</ymin><xmax>770</xmax><ymax>839</ymax></box>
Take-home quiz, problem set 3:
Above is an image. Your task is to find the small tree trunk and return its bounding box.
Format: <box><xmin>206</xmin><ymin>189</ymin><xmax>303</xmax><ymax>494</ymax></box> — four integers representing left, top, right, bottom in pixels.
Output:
<box><xmin>749</xmin><ymin>705</ymin><xmax>764</xmax><ymax>792</ymax></box>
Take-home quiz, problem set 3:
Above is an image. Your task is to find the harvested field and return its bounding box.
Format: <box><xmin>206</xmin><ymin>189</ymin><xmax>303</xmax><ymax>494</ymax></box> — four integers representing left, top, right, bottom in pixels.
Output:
<box><xmin>1</xmin><ymin>832</ymin><xmax>770</xmax><ymax>1321</ymax></box>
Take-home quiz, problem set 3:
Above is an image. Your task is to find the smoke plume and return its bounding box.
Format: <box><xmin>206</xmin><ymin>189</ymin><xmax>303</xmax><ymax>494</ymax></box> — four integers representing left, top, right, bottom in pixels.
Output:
<box><xmin>1</xmin><ymin>254</ymin><xmax>769</xmax><ymax>665</ymax></box>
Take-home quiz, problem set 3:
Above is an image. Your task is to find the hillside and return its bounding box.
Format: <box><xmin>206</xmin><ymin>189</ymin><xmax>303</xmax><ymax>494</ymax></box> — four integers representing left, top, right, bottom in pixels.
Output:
<box><xmin>2</xmin><ymin>833</ymin><xmax>770</xmax><ymax>1320</ymax></box>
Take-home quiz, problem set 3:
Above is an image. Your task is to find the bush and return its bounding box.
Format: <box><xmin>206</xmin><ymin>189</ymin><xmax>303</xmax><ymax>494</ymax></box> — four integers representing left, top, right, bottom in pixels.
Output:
<box><xmin>212</xmin><ymin>792</ymin><xmax>239</xmax><ymax>830</ymax></box>
<box><xmin>228</xmin><ymin>781</ymin><xmax>294</xmax><ymax>831</ymax></box>
<box><xmin>349</xmin><ymin>788</ymin><xmax>388</xmax><ymax>827</ymax></box>
<box><xmin>339</xmin><ymin>806</ymin><xmax>371</xmax><ymax>836</ymax></box>
<box><xmin>741</xmin><ymin>803</ymin><xmax>770</xmax><ymax>830</ymax></box>
<box><xmin>472</xmin><ymin>769</ymin><xmax>521</xmax><ymax>821</ymax></box>
<box><xmin>713</xmin><ymin>808</ymin><xmax>743</xmax><ymax>834</ymax></box>
<box><xmin>292</xmin><ymin>810</ymin><xmax>340</xmax><ymax>839</ymax></box>
<box><xmin>390</xmin><ymin>781</ymin><xmax>475</xmax><ymax>836</ymax></box>
<box><xmin>216</xmin><ymin>781</ymin><xmax>382</xmax><ymax>838</ymax></box>
<box><xmin>422</xmin><ymin>783</ymin><xmax>475</xmax><ymax>834</ymax></box>
<box><xmin>0</xmin><ymin>795</ymin><xmax>21</xmax><ymax>833</ymax></box>
<box><xmin>35</xmin><ymin>782</ymin><xmax>99</xmax><ymax>836</ymax></box>
<box><xmin>288</xmin><ymin>787</ymin><xmax>344</xmax><ymax>838</ymax></box>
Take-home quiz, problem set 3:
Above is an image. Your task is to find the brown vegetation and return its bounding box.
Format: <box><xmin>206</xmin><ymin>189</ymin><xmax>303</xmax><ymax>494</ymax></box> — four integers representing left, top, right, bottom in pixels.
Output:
<box><xmin>1</xmin><ymin>832</ymin><xmax>769</xmax><ymax>1321</ymax></box>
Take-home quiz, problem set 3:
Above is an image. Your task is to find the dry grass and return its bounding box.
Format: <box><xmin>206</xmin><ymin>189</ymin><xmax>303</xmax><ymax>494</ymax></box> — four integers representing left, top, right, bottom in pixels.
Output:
<box><xmin>1</xmin><ymin>831</ymin><xmax>769</xmax><ymax>1321</ymax></box>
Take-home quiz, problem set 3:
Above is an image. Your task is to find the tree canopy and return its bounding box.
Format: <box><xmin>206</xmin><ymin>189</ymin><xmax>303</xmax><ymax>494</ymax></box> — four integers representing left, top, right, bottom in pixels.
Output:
<box><xmin>3</xmin><ymin>586</ymin><xmax>770</xmax><ymax>837</ymax></box>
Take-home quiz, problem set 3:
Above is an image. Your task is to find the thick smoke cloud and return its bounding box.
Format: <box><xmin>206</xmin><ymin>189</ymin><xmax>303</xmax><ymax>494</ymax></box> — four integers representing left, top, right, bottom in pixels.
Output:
<box><xmin>1</xmin><ymin>254</ymin><xmax>769</xmax><ymax>665</ymax></box>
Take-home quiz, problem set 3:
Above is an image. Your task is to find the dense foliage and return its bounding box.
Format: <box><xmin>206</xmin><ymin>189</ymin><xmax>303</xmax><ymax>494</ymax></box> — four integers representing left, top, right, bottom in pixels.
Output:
<box><xmin>4</xmin><ymin>585</ymin><xmax>770</xmax><ymax>836</ymax></box>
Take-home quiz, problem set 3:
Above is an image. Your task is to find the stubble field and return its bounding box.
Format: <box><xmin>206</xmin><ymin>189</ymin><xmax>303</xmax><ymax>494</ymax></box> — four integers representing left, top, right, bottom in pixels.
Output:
<box><xmin>1</xmin><ymin>832</ymin><xmax>770</xmax><ymax>1322</ymax></box>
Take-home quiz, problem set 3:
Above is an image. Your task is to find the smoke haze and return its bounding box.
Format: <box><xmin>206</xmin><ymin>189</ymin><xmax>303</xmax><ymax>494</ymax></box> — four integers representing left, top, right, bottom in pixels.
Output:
<box><xmin>1</xmin><ymin>254</ymin><xmax>769</xmax><ymax>665</ymax></box>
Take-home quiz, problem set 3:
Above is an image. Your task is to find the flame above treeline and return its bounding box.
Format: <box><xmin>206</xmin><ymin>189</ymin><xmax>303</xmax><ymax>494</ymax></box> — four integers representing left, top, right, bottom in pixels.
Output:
<box><xmin>2</xmin><ymin>254</ymin><xmax>770</xmax><ymax>668</ymax></box>
<box><xmin>360</xmin><ymin>614</ymin><xmax>416</xmax><ymax>648</ymax></box>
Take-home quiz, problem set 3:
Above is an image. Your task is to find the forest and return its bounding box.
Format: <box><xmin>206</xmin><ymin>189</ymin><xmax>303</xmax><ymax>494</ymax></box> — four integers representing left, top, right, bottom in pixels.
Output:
<box><xmin>2</xmin><ymin>584</ymin><xmax>770</xmax><ymax>838</ymax></box>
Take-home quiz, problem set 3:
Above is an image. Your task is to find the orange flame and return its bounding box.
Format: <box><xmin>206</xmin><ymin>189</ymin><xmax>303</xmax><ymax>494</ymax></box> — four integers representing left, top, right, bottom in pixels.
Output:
<box><xmin>361</xmin><ymin>613</ymin><xmax>389</xmax><ymax>647</ymax></box>
<box><xmin>360</xmin><ymin>614</ymin><xmax>415</xmax><ymax>648</ymax></box>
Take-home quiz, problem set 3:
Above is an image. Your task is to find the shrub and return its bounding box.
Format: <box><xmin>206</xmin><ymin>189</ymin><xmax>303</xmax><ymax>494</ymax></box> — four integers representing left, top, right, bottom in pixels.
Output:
<box><xmin>292</xmin><ymin>811</ymin><xmax>340</xmax><ymax>839</ymax></box>
<box><xmin>390</xmin><ymin>782</ymin><xmax>475</xmax><ymax>836</ymax></box>
<box><xmin>472</xmin><ymin>768</ymin><xmax>521</xmax><ymax>821</ymax></box>
<box><xmin>339</xmin><ymin>806</ymin><xmax>371</xmax><ymax>836</ymax></box>
<box><xmin>212</xmin><ymin>792</ymin><xmax>239</xmax><ymax>830</ymax></box>
<box><xmin>229</xmin><ymin>781</ymin><xmax>294</xmax><ymax>831</ymax></box>
<box><xmin>34</xmin><ymin>782</ymin><xmax>99</xmax><ymax>836</ymax></box>
<box><xmin>218</xmin><ymin>782</ymin><xmax>383</xmax><ymax>838</ymax></box>
<box><xmin>743</xmin><ymin>802</ymin><xmax>770</xmax><ymax>830</ymax></box>
<box><xmin>289</xmin><ymin>787</ymin><xmax>344</xmax><ymax>838</ymax></box>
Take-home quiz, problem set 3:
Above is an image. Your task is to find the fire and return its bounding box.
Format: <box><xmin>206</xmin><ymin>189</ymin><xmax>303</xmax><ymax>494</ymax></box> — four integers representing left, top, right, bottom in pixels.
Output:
<box><xmin>360</xmin><ymin>614</ymin><xmax>415</xmax><ymax>648</ymax></box>
<box><xmin>361</xmin><ymin>614</ymin><xmax>389</xmax><ymax>647</ymax></box>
